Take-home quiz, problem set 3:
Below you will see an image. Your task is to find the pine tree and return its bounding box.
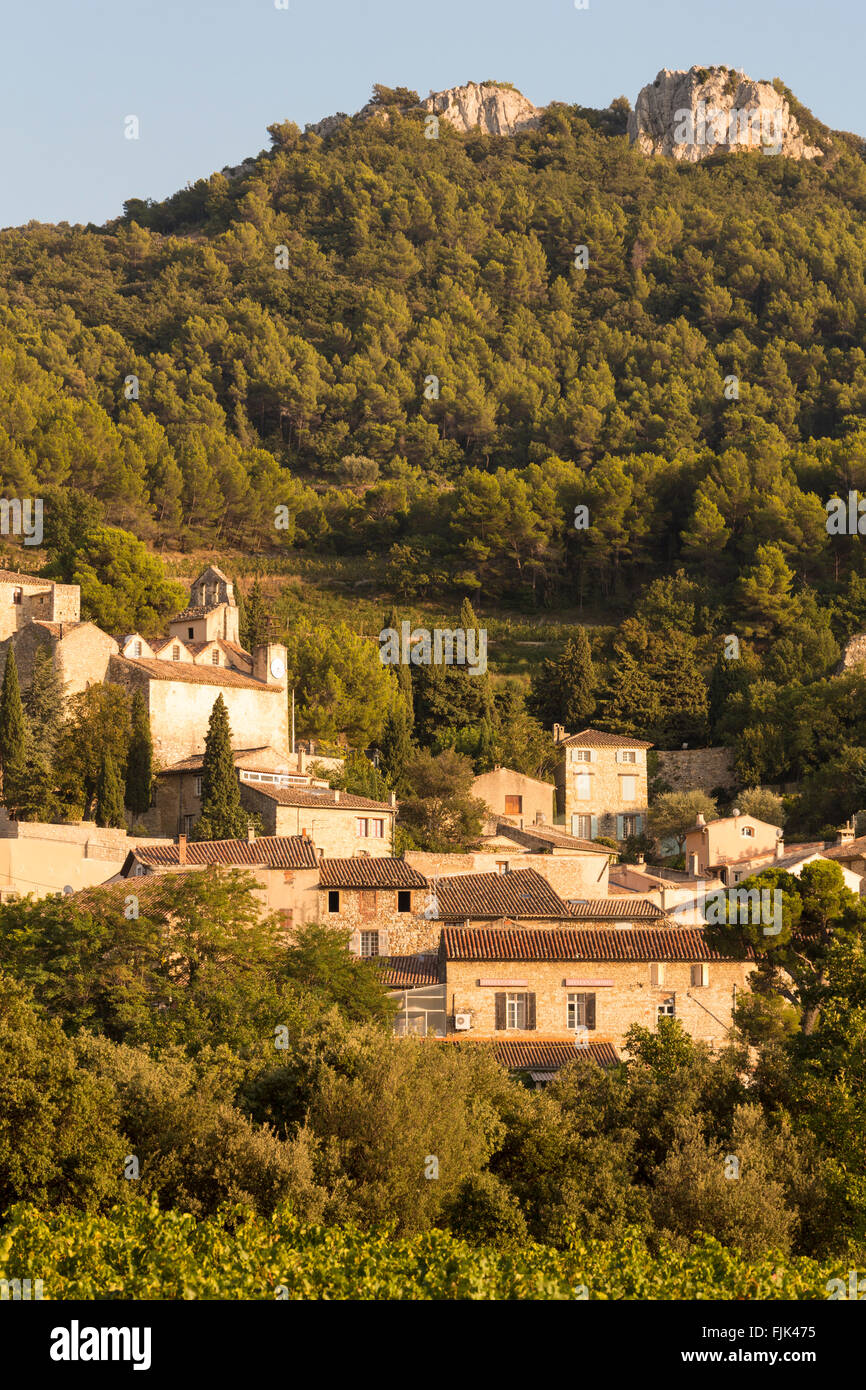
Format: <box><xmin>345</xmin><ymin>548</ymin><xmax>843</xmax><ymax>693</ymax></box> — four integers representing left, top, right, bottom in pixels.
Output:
<box><xmin>191</xmin><ymin>694</ymin><xmax>249</xmax><ymax>841</ymax></box>
<box><xmin>95</xmin><ymin>752</ymin><xmax>126</xmax><ymax>828</ymax></box>
<box><xmin>242</xmin><ymin>579</ymin><xmax>270</xmax><ymax>651</ymax></box>
<box><xmin>125</xmin><ymin>691</ymin><xmax>153</xmax><ymax>814</ymax></box>
<box><xmin>0</xmin><ymin>650</ymin><xmax>28</xmax><ymax>818</ymax></box>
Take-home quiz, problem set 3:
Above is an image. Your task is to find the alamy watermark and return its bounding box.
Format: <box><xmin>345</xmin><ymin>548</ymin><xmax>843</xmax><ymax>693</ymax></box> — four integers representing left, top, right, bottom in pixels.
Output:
<box><xmin>673</xmin><ymin>104</ymin><xmax>784</xmax><ymax>153</ymax></box>
<box><xmin>379</xmin><ymin>620</ymin><xmax>487</xmax><ymax>675</ymax></box>
<box><xmin>0</xmin><ymin>498</ymin><xmax>43</xmax><ymax>546</ymax></box>
<box><xmin>696</xmin><ymin>883</ymin><xmax>783</xmax><ymax>937</ymax></box>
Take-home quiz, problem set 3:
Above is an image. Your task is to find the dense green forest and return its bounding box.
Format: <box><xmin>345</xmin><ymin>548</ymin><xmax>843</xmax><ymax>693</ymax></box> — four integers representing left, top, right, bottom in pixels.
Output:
<box><xmin>5</xmin><ymin>85</ymin><xmax>866</xmax><ymax>814</ymax></box>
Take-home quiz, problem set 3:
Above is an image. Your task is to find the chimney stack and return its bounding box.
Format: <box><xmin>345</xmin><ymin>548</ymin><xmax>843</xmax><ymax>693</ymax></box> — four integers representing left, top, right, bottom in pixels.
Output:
<box><xmin>837</xmin><ymin>819</ymin><xmax>855</xmax><ymax>846</ymax></box>
<box><xmin>247</xmin><ymin>824</ymin><xmax>256</xmax><ymax>843</ymax></box>
<box><xmin>334</xmin><ymin>788</ymin><xmax>341</xmax><ymax>803</ymax></box>
<box><xmin>390</xmin><ymin>792</ymin><xmax>397</xmax><ymax>807</ymax></box>
<box><xmin>298</xmin><ymin>748</ymin><xmax>306</xmax><ymax>774</ymax></box>
<box><xmin>178</xmin><ymin>833</ymin><xmax>187</xmax><ymax>864</ymax></box>
<box><xmin>774</xmin><ymin>838</ymin><xmax>785</xmax><ymax>860</ymax></box>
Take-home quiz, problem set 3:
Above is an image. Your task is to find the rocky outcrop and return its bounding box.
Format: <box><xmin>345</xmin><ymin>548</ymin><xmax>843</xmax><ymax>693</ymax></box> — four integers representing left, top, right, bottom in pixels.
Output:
<box><xmin>628</xmin><ymin>66</ymin><xmax>823</xmax><ymax>161</ymax></box>
<box><xmin>420</xmin><ymin>82</ymin><xmax>542</xmax><ymax>136</ymax></box>
<box><xmin>837</xmin><ymin>634</ymin><xmax>866</xmax><ymax>673</ymax></box>
<box><xmin>306</xmin><ymin>82</ymin><xmax>542</xmax><ymax>139</ymax></box>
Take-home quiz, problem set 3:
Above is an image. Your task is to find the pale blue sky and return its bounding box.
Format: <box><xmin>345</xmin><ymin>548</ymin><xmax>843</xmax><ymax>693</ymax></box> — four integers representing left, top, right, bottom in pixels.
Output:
<box><xmin>2</xmin><ymin>0</ymin><xmax>863</xmax><ymax>228</ymax></box>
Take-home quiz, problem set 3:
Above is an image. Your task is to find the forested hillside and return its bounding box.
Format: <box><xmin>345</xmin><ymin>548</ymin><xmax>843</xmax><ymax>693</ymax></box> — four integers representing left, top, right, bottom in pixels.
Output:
<box><xmin>5</xmin><ymin>85</ymin><xmax>866</xmax><ymax>801</ymax></box>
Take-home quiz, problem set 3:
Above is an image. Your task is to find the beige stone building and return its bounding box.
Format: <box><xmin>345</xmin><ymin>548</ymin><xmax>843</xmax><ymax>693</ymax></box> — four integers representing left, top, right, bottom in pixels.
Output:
<box><xmin>147</xmin><ymin>745</ymin><xmax>329</xmax><ymax>839</ymax></box>
<box><xmin>439</xmin><ymin>924</ymin><xmax>755</xmax><ymax>1054</ymax></box>
<box><xmin>317</xmin><ymin>857</ymin><xmax>432</xmax><ymax>955</ymax></box>
<box><xmin>471</xmin><ymin>766</ymin><xmax>556</xmax><ymax>828</ymax></box>
<box><xmin>239</xmin><ymin>781</ymin><xmax>397</xmax><ymax>856</ymax></box>
<box><xmin>684</xmin><ymin>810</ymin><xmax>781</xmax><ymax>880</ymax></box>
<box><xmin>0</xmin><ymin>567</ymin><xmax>80</xmax><ymax>642</ymax></box>
<box><xmin>553</xmin><ymin>727</ymin><xmax>651</xmax><ymax>842</ymax></box>
<box><xmin>0</xmin><ymin>812</ymin><xmax>156</xmax><ymax>902</ymax></box>
<box><xmin>0</xmin><ymin>568</ymin><xmax>118</xmax><ymax>697</ymax></box>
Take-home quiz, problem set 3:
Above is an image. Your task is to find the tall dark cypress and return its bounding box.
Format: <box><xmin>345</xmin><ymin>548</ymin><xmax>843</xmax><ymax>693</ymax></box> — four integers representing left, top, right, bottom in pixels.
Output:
<box><xmin>191</xmin><ymin>694</ymin><xmax>249</xmax><ymax>841</ymax></box>
<box><xmin>95</xmin><ymin>752</ymin><xmax>126</xmax><ymax>828</ymax></box>
<box><xmin>0</xmin><ymin>649</ymin><xmax>28</xmax><ymax>818</ymax></box>
<box><xmin>125</xmin><ymin>690</ymin><xmax>153</xmax><ymax>814</ymax></box>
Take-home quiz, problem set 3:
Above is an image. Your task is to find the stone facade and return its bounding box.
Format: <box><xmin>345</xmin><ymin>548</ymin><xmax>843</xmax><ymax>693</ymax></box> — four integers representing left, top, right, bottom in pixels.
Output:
<box><xmin>553</xmin><ymin>727</ymin><xmax>650</xmax><ymax>841</ymax></box>
<box><xmin>471</xmin><ymin>766</ymin><xmax>556</xmax><ymax>828</ymax></box>
<box><xmin>0</xmin><ymin>810</ymin><xmax>154</xmax><ymax>901</ymax></box>
<box><xmin>405</xmin><ymin>849</ymin><xmax>611</xmax><ymax>899</ymax></box>
<box><xmin>240</xmin><ymin>783</ymin><xmax>396</xmax><ymax>856</ymax></box>
<box><xmin>444</xmin><ymin>955</ymin><xmax>754</xmax><ymax>1051</ymax></box>
<box><xmin>0</xmin><ymin>619</ymin><xmax>119</xmax><ymax>698</ymax></box>
<box><xmin>0</xmin><ymin>569</ymin><xmax>80</xmax><ymax>642</ymax></box>
<box><xmin>320</xmin><ymin>885</ymin><xmax>437</xmax><ymax>955</ymax></box>
<box><xmin>656</xmin><ymin>746</ymin><xmax>736</xmax><ymax>795</ymax></box>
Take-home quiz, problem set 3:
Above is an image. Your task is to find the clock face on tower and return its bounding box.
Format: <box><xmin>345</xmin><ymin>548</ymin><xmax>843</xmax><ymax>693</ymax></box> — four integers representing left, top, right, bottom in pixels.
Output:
<box><xmin>270</xmin><ymin>657</ymin><xmax>285</xmax><ymax>679</ymax></box>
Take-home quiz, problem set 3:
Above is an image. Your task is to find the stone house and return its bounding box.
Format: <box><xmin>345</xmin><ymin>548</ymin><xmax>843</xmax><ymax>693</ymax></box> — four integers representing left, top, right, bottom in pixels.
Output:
<box><xmin>239</xmin><ymin>782</ymin><xmax>397</xmax><ymax>857</ymax></box>
<box><xmin>471</xmin><ymin>766</ymin><xmax>556</xmax><ymax>828</ymax></box>
<box><xmin>317</xmin><ymin>858</ymin><xmax>432</xmax><ymax>956</ymax></box>
<box><xmin>553</xmin><ymin>727</ymin><xmax>651</xmax><ymax>842</ymax></box>
<box><xmin>148</xmin><ymin>745</ymin><xmax>329</xmax><ymax>839</ymax></box>
<box><xmin>0</xmin><ymin>567</ymin><xmax>118</xmax><ymax>698</ymax></box>
<box><xmin>427</xmin><ymin>866</ymin><xmax>575</xmax><ymax>926</ymax></box>
<box><xmin>684</xmin><ymin>810</ymin><xmax>782</xmax><ymax>881</ymax></box>
<box><xmin>438</xmin><ymin>924</ymin><xmax>755</xmax><ymax>1055</ymax></box>
<box><xmin>118</xmin><ymin>832</ymin><xmax>321</xmax><ymax>924</ymax></box>
<box><xmin>0</xmin><ymin>567</ymin><xmax>80</xmax><ymax>642</ymax></box>
<box><xmin>406</xmin><ymin>833</ymin><xmax>613</xmax><ymax>900</ymax></box>
<box><xmin>0</xmin><ymin>811</ymin><xmax>157</xmax><ymax>902</ymax></box>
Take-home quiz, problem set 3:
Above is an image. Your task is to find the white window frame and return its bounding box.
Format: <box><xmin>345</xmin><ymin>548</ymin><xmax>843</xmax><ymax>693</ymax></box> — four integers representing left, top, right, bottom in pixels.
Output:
<box><xmin>360</xmin><ymin>930</ymin><xmax>380</xmax><ymax>958</ymax></box>
<box><xmin>194</xmin><ymin>776</ymin><xmax>203</xmax><ymax>797</ymax></box>
<box><xmin>566</xmin><ymin>993</ymin><xmax>593</xmax><ymax>1029</ymax></box>
<box><xmin>620</xmin><ymin>749</ymin><xmax>637</xmax><ymax>763</ymax></box>
<box><xmin>572</xmin><ymin>748</ymin><xmax>592</xmax><ymax>762</ymax></box>
<box><xmin>573</xmin><ymin>814</ymin><xmax>592</xmax><ymax>838</ymax></box>
<box><xmin>657</xmin><ymin>996</ymin><xmax>676</xmax><ymax>1019</ymax></box>
<box><xmin>506</xmin><ymin>993</ymin><xmax>526</xmax><ymax>1029</ymax></box>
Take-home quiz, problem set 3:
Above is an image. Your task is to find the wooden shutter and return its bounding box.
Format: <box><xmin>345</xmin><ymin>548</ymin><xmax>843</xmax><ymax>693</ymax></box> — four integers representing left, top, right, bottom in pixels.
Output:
<box><xmin>634</xmin><ymin>814</ymin><xmax>643</xmax><ymax>834</ymax></box>
<box><xmin>586</xmin><ymin>994</ymin><xmax>596</xmax><ymax>1030</ymax></box>
<box><xmin>616</xmin><ymin>814</ymin><xmax>624</xmax><ymax>839</ymax></box>
<box><xmin>589</xmin><ymin>749</ymin><xmax>598</xmax><ymax>762</ymax></box>
<box><xmin>378</xmin><ymin>929</ymin><xmax>389</xmax><ymax>956</ymax></box>
<box><xmin>349</xmin><ymin>930</ymin><xmax>361</xmax><ymax>955</ymax></box>
<box><xmin>495</xmin><ymin>993</ymin><xmax>506</xmax><ymax>1030</ymax></box>
<box><xmin>590</xmin><ymin>816</ymin><xmax>598</xmax><ymax>838</ymax></box>
<box><xmin>525</xmin><ymin>993</ymin><xmax>536</xmax><ymax>1030</ymax></box>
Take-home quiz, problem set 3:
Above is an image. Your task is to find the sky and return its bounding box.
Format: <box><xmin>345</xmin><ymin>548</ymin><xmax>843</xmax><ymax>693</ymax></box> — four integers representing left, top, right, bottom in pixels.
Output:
<box><xmin>2</xmin><ymin>0</ymin><xmax>864</xmax><ymax>228</ymax></box>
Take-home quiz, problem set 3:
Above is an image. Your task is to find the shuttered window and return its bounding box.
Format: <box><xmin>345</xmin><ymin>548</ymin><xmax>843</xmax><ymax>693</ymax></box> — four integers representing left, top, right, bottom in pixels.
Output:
<box><xmin>567</xmin><ymin>993</ymin><xmax>596</xmax><ymax>1030</ymax></box>
<box><xmin>498</xmin><ymin>992</ymin><xmax>536</xmax><ymax>1030</ymax></box>
<box><xmin>504</xmin><ymin>795</ymin><xmax>523</xmax><ymax>816</ymax></box>
<box><xmin>360</xmin><ymin>930</ymin><xmax>380</xmax><ymax>958</ymax></box>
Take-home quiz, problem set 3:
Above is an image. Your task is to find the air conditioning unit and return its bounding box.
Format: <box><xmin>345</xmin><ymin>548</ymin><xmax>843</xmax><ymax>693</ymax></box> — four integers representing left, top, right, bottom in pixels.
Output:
<box><xmin>454</xmin><ymin>1012</ymin><xmax>472</xmax><ymax>1031</ymax></box>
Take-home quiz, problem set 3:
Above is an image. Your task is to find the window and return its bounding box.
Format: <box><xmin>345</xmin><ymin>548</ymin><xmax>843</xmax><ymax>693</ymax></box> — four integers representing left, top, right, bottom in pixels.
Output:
<box><xmin>496</xmin><ymin>992</ymin><xmax>535</xmax><ymax>1031</ymax></box>
<box><xmin>211</xmin><ymin>649</ymin><xmax>220</xmax><ymax>665</ymax></box>
<box><xmin>504</xmin><ymin>794</ymin><xmax>522</xmax><ymax>816</ymax></box>
<box><xmin>397</xmin><ymin>890</ymin><xmax>411</xmax><ymax>913</ymax></box>
<box><xmin>327</xmin><ymin>890</ymin><xmax>340</xmax><ymax>913</ymax></box>
<box><xmin>357</xmin><ymin>817</ymin><xmax>384</xmax><ymax>837</ymax></box>
<box><xmin>620</xmin><ymin>749</ymin><xmax>637</xmax><ymax>763</ymax></box>
<box><xmin>360</xmin><ymin>930</ymin><xmax>380</xmax><ymax>958</ymax></box>
<box><xmin>506</xmin><ymin>993</ymin><xmax>526</xmax><ymax>1029</ymax></box>
<box><xmin>658</xmin><ymin>996</ymin><xmax>675</xmax><ymax>1019</ymax></box>
<box><xmin>188</xmin><ymin>627</ymin><xmax>194</xmax><ymax>639</ymax></box>
<box><xmin>172</xmin><ymin>645</ymin><xmax>180</xmax><ymax>661</ymax></box>
<box><xmin>690</xmin><ymin>964</ymin><xmax>709</xmax><ymax>988</ymax></box>
<box><xmin>573</xmin><ymin>814</ymin><xmax>592</xmax><ymax>838</ymax></box>
<box><xmin>194</xmin><ymin>776</ymin><xmax>203</xmax><ymax>798</ymax></box>
<box><xmin>741</xmin><ymin>826</ymin><xmax>754</xmax><ymax>837</ymax></box>
<box><xmin>495</xmin><ymin>860</ymin><xmax>509</xmax><ymax>875</ymax></box>
<box><xmin>574</xmin><ymin>772</ymin><xmax>591</xmax><ymax>800</ymax></box>
<box><xmin>621</xmin><ymin>814</ymin><xmax>639</xmax><ymax>837</ymax></box>
<box><xmin>620</xmin><ymin>775</ymin><xmax>637</xmax><ymax>800</ymax></box>
<box><xmin>572</xmin><ymin>748</ymin><xmax>592</xmax><ymax>762</ymax></box>
<box><xmin>12</xmin><ymin>588</ymin><xmax>21</xmax><ymax>605</ymax></box>
<box><xmin>567</xmin><ymin>993</ymin><xmax>596</xmax><ymax>1030</ymax></box>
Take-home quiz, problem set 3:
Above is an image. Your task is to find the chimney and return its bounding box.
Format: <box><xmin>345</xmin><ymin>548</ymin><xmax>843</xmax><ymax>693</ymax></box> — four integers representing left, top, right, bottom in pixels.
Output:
<box><xmin>731</xmin><ymin>807</ymin><xmax>741</xmax><ymax>817</ymax></box>
<box><xmin>553</xmin><ymin>723</ymin><xmax>563</xmax><ymax>744</ymax></box>
<box><xmin>774</xmin><ymin>838</ymin><xmax>785</xmax><ymax>860</ymax></box>
<box><xmin>247</xmin><ymin>825</ymin><xmax>256</xmax><ymax>843</ymax></box>
<box><xmin>695</xmin><ymin>813</ymin><xmax>706</xmax><ymax>827</ymax></box>
<box><xmin>689</xmin><ymin>851</ymin><xmax>699</xmax><ymax>876</ymax></box>
<box><xmin>334</xmin><ymin>789</ymin><xmax>341</xmax><ymax>803</ymax></box>
<box><xmin>300</xmin><ymin>827</ymin><xmax>308</xmax><ymax>839</ymax></box>
<box><xmin>178</xmin><ymin>833</ymin><xmax>187</xmax><ymax>864</ymax></box>
<box><xmin>837</xmin><ymin>819</ymin><xmax>855</xmax><ymax>846</ymax></box>
<box><xmin>390</xmin><ymin>792</ymin><xmax>397</xmax><ymax>807</ymax></box>
<box><xmin>298</xmin><ymin>748</ymin><xmax>306</xmax><ymax>774</ymax></box>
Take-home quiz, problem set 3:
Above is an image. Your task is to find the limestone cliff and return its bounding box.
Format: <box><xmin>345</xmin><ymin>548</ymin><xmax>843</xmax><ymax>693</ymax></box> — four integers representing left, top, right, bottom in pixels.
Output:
<box><xmin>420</xmin><ymin>82</ymin><xmax>542</xmax><ymax>136</ymax></box>
<box><xmin>628</xmin><ymin>66</ymin><xmax>824</xmax><ymax>161</ymax></box>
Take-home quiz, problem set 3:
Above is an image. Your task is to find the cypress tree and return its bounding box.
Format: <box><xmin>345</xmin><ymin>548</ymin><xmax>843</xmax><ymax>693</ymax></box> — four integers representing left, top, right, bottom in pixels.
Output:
<box><xmin>380</xmin><ymin>701</ymin><xmax>412</xmax><ymax>787</ymax></box>
<box><xmin>397</xmin><ymin>662</ymin><xmax>414</xmax><ymax>731</ymax></box>
<box><xmin>95</xmin><ymin>752</ymin><xmax>126</xmax><ymax>828</ymax></box>
<box><xmin>191</xmin><ymin>694</ymin><xmax>249</xmax><ymax>841</ymax></box>
<box><xmin>0</xmin><ymin>649</ymin><xmax>28</xmax><ymax>818</ymax></box>
<box><xmin>125</xmin><ymin>691</ymin><xmax>153</xmax><ymax>814</ymax></box>
<box><xmin>20</xmin><ymin>646</ymin><xmax>65</xmax><ymax>822</ymax></box>
<box><xmin>528</xmin><ymin>627</ymin><xmax>596</xmax><ymax>730</ymax></box>
<box><xmin>242</xmin><ymin>580</ymin><xmax>270</xmax><ymax>651</ymax></box>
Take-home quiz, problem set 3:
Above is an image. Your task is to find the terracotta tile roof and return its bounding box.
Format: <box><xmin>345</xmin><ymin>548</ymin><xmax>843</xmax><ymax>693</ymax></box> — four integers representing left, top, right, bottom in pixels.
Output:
<box><xmin>822</xmin><ymin>837</ymin><xmax>866</xmax><ymax>858</ymax></box>
<box><xmin>244</xmin><ymin>784</ymin><xmax>395</xmax><ymax>811</ymax></box>
<box><xmin>441</xmin><ymin>925</ymin><xmax>752</xmax><ymax>962</ymax></box>
<box><xmin>495</xmin><ymin>821</ymin><xmax>612</xmax><ymax>854</ymax></box>
<box><xmin>461</xmin><ymin>1038</ymin><xmax>619</xmax><ymax>1069</ymax></box>
<box><xmin>568</xmin><ymin>897</ymin><xmax>666</xmax><ymax>920</ymax></box>
<box><xmin>0</xmin><ymin>568</ymin><xmax>55</xmax><ymax>586</ymax></box>
<box><xmin>319</xmin><ymin>858</ymin><xmax>428</xmax><ymax>888</ymax></box>
<box><xmin>75</xmin><ymin>873</ymin><xmax>196</xmax><ymax>920</ymax></box>
<box><xmin>173</xmin><ymin>605</ymin><xmax>211</xmax><ymax>620</ymax></box>
<box><xmin>557</xmin><ymin>728</ymin><xmax>653</xmax><ymax>749</ymax></box>
<box><xmin>433</xmin><ymin>867</ymin><xmax>570</xmax><ymax>921</ymax></box>
<box><xmin>163</xmin><ymin>746</ymin><xmax>284</xmax><ymax>773</ymax></box>
<box><xmin>130</xmin><ymin>835</ymin><xmax>318</xmax><ymax>870</ymax></box>
<box><xmin>379</xmin><ymin>954</ymin><xmax>440</xmax><ymax>987</ymax></box>
<box><xmin>111</xmin><ymin>655</ymin><xmax>271</xmax><ymax>691</ymax></box>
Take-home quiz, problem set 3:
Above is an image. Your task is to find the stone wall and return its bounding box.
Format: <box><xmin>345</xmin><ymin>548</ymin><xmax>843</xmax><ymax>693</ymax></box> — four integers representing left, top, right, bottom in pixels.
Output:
<box><xmin>471</xmin><ymin>767</ymin><xmax>556</xmax><ymax>828</ymax></box>
<box><xmin>241</xmin><ymin>784</ymin><xmax>395</xmax><ymax>857</ymax></box>
<box><xmin>404</xmin><ymin>850</ymin><xmax>610</xmax><ymax>898</ymax></box>
<box><xmin>445</xmin><ymin>957</ymin><xmax>755</xmax><ymax>1050</ymax></box>
<box><xmin>320</xmin><ymin>885</ymin><xmax>439</xmax><ymax>955</ymax></box>
<box><xmin>555</xmin><ymin>743</ymin><xmax>649</xmax><ymax>839</ymax></box>
<box><xmin>656</xmin><ymin>746</ymin><xmax>736</xmax><ymax>794</ymax></box>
